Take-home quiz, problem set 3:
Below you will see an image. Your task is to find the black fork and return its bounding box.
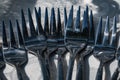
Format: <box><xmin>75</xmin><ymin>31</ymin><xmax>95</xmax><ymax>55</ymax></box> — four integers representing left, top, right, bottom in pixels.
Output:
<box><xmin>64</xmin><ymin>6</ymin><xmax>88</xmax><ymax>80</ymax></box>
<box><xmin>0</xmin><ymin>21</ymin><xmax>7</xmax><ymax>80</ymax></box>
<box><xmin>56</xmin><ymin>7</ymin><xmax>68</xmax><ymax>80</ymax></box>
<box><xmin>111</xmin><ymin>27</ymin><xmax>120</xmax><ymax>80</ymax></box>
<box><xmin>76</xmin><ymin>7</ymin><xmax>95</xmax><ymax>80</ymax></box>
<box><xmin>21</xmin><ymin>8</ymin><xmax>50</xmax><ymax>80</ymax></box>
<box><xmin>44</xmin><ymin>7</ymin><xmax>58</xmax><ymax>80</ymax></box>
<box><xmin>0</xmin><ymin>48</ymin><xmax>7</xmax><ymax>80</ymax></box>
<box><xmin>93</xmin><ymin>16</ymin><xmax>117</xmax><ymax>80</ymax></box>
<box><xmin>2</xmin><ymin>20</ymin><xmax>29</xmax><ymax>80</ymax></box>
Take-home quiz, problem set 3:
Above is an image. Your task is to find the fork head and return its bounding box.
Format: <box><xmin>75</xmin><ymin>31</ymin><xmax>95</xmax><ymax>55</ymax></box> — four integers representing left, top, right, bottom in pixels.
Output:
<box><xmin>93</xmin><ymin>16</ymin><xmax>117</xmax><ymax>63</ymax></box>
<box><xmin>45</xmin><ymin>7</ymin><xmax>58</xmax><ymax>55</ymax></box>
<box><xmin>2</xmin><ymin>20</ymin><xmax>28</xmax><ymax>67</ymax></box>
<box><xmin>80</xmin><ymin>10</ymin><xmax>95</xmax><ymax>57</ymax></box>
<box><xmin>57</xmin><ymin>7</ymin><xmax>66</xmax><ymax>47</ymax></box>
<box><xmin>21</xmin><ymin>8</ymin><xmax>47</xmax><ymax>51</ymax></box>
<box><xmin>64</xmin><ymin>6</ymin><xmax>88</xmax><ymax>54</ymax></box>
<box><xmin>55</xmin><ymin>7</ymin><xmax>68</xmax><ymax>56</ymax></box>
<box><xmin>88</xmin><ymin>10</ymin><xmax>95</xmax><ymax>45</ymax></box>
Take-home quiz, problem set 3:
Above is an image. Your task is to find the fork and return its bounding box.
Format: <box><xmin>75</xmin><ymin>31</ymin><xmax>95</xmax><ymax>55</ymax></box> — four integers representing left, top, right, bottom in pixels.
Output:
<box><xmin>2</xmin><ymin>20</ymin><xmax>29</xmax><ymax>80</ymax></box>
<box><xmin>56</xmin><ymin>7</ymin><xmax>68</xmax><ymax>80</ymax></box>
<box><xmin>0</xmin><ymin>21</ymin><xmax>7</xmax><ymax>80</ymax></box>
<box><xmin>93</xmin><ymin>16</ymin><xmax>117</xmax><ymax>80</ymax></box>
<box><xmin>21</xmin><ymin>8</ymin><xmax>50</xmax><ymax>80</ymax></box>
<box><xmin>111</xmin><ymin>31</ymin><xmax>120</xmax><ymax>80</ymax></box>
<box><xmin>64</xmin><ymin>6</ymin><xmax>88</xmax><ymax>80</ymax></box>
<box><xmin>76</xmin><ymin>7</ymin><xmax>95</xmax><ymax>80</ymax></box>
<box><xmin>0</xmin><ymin>49</ymin><xmax>7</xmax><ymax>80</ymax></box>
<box><xmin>44</xmin><ymin>7</ymin><xmax>59</xmax><ymax>80</ymax></box>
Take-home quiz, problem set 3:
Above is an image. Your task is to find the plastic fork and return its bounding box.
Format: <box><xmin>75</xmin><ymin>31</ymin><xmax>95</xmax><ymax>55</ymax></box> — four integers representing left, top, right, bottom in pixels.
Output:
<box><xmin>43</xmin><ymin>7</ymin><xmax>68</xmax><ymax>80</ymax></box>
<box><xmin>23</xmin><ymin>8</ymin><xmax>46</xmax><ymax>51</ymax></box>
<box><xmin>64</xmin><ymin>6</ymin><xmax>88</xmax><ymax>80</ymax></box>
<box><xmin>93</xmin><ymin>16</ymin><xmax>117</xmax><ymax>80</ymax></box>
<box><xmin>111</xmin><ymin>31</ymin><xmax>120</xmax><ymax>80</ymax></box>
<box><xmin>76</xmin><ymin>7</ymin><xmax>95</xmax><ymax>80</ymax></box>
<box><xmin>43</xmin><ymin>7</ymin><xmax>58</xmax><ymax>80</ymax></box>
<box><xmin>0</xmin><ymin>47</ymin><xmax>7</xmax><ymax>80</ymax></box>
<box><xmin>55</xmin><ymin>7</ymin><xmax>68</xmax><ymax>80</ymax></box>
<box><xmin>21</xmin><ymin>8</ymin><xmax>50</xmax><ymax>80</ymax></box>
<box><xmin>2</xmin><ymin>20</ymin><xmax>29</xmax><ymax>80</ymax></box>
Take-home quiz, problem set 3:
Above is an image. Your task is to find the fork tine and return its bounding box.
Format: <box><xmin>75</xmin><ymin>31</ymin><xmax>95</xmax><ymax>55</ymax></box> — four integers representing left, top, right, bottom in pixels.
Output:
<box><xmin>81</xmin><ymin>11</ymin><xmax>86</xmax><ymax>32</ymax></box>
<box><xmin>112</xmin><ymin>16</ymin><xmax>117</xmax><ymax>34</ymax></box>
<box><xmin>21</xmin><ymin>9</ymin><xmax>29</xmax><ymax>40</ymax></box>
<box><xmin>82</xmin><ymin>10</ymin><xmax>89</xmax><ymax>34</ymax></box>
<box><xmin>38</xmin><ymin>7</ymin><xmax>41</xmax><ymax>16</ymax></box>
<box><xmin>35</xmin><ymin>7</ymin><xmax>44</xmax><ymax>35</ymax></box>
<box><xmin>86</xmin><ymin>5</ymin><xmax>89</xmax><ymax>20</ymax></box>
<box><xmin>64</xmin><ymin>7</ymin><xmax>67</xmax><ymax>36</ymax></box>
<box><xmin>75</xmin><ymin>6</ymin><xmax>80</xmax><ymax>32</ymax></box>
<box><xmin>50</xmin><ymin>7</ymin><xmax>56</xmax><ymax>35</ymax></box>
<box><xmin>116</xmin><ymin>31</ymin><xmax>120</xmax><ymax>50</ymax></box>
<box><xmin>57</xmin><ymin>8</ymin><xmax>62</xmax><ymax>36</ymax></box>
<box><xmin>66</xmin><ymin>5</ymin><xmax>73</xmax><ymax>31</ymax></box>
<box><xmin>89</xmin><ymin>10</ymin><xmax>95</xmax><ymax>42</ymax></box>
<box><xmin>102</xmin><ymin>16</ymin><xmax>109</xmax><ymax>45</ymax></box>
<box><xmin>64</xmin><ymin>7</ymin><xmax>67</xmax><ymax>27</ymax></box>
<box><xmin>82</xmin><ymin>11</ymin><xmax>87</xmax><ymax>32</ymax></box>
<box><xmin>81</xmin><ymin>10</ymin><xmax>89</xmax><ymax>41</ymax></box>
<box><xmin>83</xmin><ymin>5</ymin><xmax>89</xmax><ymax>31</ymax></box>
<box><xmin>109</xmin><ymin>16</ymin><xmax>117</xmax><ymax>47</ymax></box>
<box><xmin>35</xmin><ymin>7</ymin><xmax>39</xmax><ymax>33</ymax></box>
<box><xmin>28</xmin><ymin>8</ymin><xmax>37</xmax><ymax>37</ymax></box>
<box><xmin>74</xmin><ymin>6</ymin><xmax>80</xmax><ymax>32</ymax></box>
<box><xmin>16</xmin><ymin>20</ymin><xmax>24</xmax><ymax>47</ymax></box>
<box><xmin>95</xmin><ymin>17</ymin><xmax>103</xmax><ymax>45</ymax></box>
<box><xmin>9</xmin><ymin>20</ymin><xmax>17</xmax><ymax>48</ymax></box>
<box><xmin>2</xmin><ymin>21</ymin><xmax>8</xmax><ymax>47</ymax></box>
<box><xmin>44</xmin><ymin>7</ymin><xmax>49</xmax><ymax>35</ymax></box>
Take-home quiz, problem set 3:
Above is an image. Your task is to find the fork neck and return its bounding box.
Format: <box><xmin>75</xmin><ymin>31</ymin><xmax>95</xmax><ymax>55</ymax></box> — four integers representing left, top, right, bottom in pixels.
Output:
<box><xmin>16</xmin><ymin>66</ymin><xmax>29</xmax><ymax>80</ymax></box>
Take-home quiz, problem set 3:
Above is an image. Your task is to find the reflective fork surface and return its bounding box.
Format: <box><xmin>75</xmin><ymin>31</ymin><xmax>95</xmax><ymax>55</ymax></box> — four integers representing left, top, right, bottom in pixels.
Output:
<box><xmin>111</xmin><ymin>31</ymin><xmax>120</xmax><ymax>80</ymax></box>
<box><xmin>0</xmin><ymin>45</ymin><xmax>7</xmax><ymax>80</ymax></box>
<box><xmin>64</xmin><ymin>6</ymin><xmax>88</xmax><ymax>80</ymax></box>
<box><xmin>55</xmin><ymin>7</ymin><xmax>68</xmax><ymax>80</ymax></box>
<box><xmin>76</xmin><ymin>7</ymin><xmax>95</xmax><ymax>80</ymax></box>
<box><xmin>21</xmin><ymin>8</ymin><xmax>50</xmax><ymax>80</ymax></box>
<box><xmin>2</xmin><ymin>20</ymin><xmax>29</xmax><ymax>80</ymax></box>
<box><xmin>2</xmin><ymin>5</ymin><xmax>120</xmax><ymax>80</ymax></box>
<box><xmin>44</xmin><ymin>7</ymin><xmax>58</xmax><ymax>80</ymax></box>
<box><xmin>93</xmin><ymin>16</ymin><xmax>117</xmax><ymax>80</ymax></box>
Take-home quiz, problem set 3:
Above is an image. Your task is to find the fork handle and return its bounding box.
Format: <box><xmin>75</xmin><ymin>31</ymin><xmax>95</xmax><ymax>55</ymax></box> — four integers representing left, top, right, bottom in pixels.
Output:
<box><xmin>111</xmin><ymin>68</ymin><xmax>119</xmax><ymax>80</ymax></box>
<box><xmin>16</xmin><ymin>67</ymin><xmax>29</xmax><ymax>80</ymax></box>
<box><xmin>76</xmin><ymin>59</ymin><xmax>84</xmax><ymax>80</ymax></box>
<box><xmin>104</xmin><ymin>63</ymin><xmax>111</xmax><ymax>80</ymax></box>
<box><xmin>57</xmin><ymin>49</ymin><xmax>67</xmax><ymax>80</ymax></box>
<box><xmin>0</xmin><ymin>71</ymin><xmax>7</xmax><ymax>80</ymax></box>
<box><xmin>66</xmin><ymin>57</ymin><xmax>75</xmax><ymax>80</ymax></box>
<box><xmin>57</xmin><ymin>55</ymin><xmax>64</xmax><ymax>80</ymax></box>
<box><xmin>95</xmin><ymin>62</ymin><xmax>104</xmax><ymax>80</ymax></box>
<box><xmin>37</xmin><ymin>55</ymin><xmax>50</xmax><ymax>80</ymax></box>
